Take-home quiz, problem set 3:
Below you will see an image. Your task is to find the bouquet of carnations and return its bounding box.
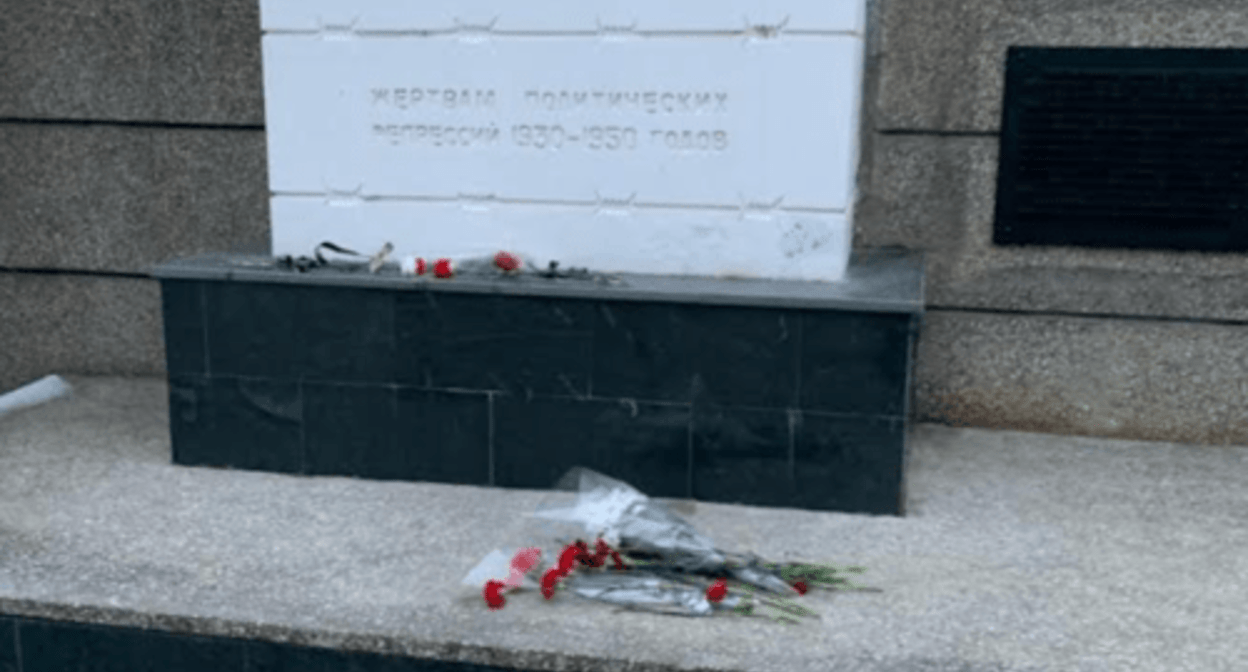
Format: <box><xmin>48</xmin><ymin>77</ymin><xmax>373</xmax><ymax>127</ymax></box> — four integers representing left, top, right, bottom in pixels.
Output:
<box><xmin>462</xmin><ymin>467</ymin><xmax>880</xmax><ymax>625</ymax></box>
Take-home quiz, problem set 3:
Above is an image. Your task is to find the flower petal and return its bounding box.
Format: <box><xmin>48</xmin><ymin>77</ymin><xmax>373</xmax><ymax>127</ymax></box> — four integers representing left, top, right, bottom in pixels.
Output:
<box><xmin>510</xmin><ymin>547</ymin><xmax>542</xmax><ymax>574</ymax></box>
<box><xmin>706</xmin><ymin>579</ymin><xmax>728</xmax><ymax>603</ymax></box>
<box><xmin>541</xmin><ymin>568</ymin><xmax>563</xmax><ymax>599</ymax></box>
<box><xmin>558</xmin><ymin>545</ymin><xmax>582</xmax><ymax>573</ymax></box>
<box><xmin>483</xmin><ymin>580</ymin><xmax>507</xmax><ymax>610</ymax></box>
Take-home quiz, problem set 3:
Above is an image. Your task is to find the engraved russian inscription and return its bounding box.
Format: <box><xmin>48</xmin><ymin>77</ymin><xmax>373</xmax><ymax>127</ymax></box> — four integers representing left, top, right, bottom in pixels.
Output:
<box><xmin>651</xmin><ymin>129</ymin><xmax>729</xmax><ymax>151</ymax></box>
<box><xmin>373</xmin><ymin>124</ymin><xmax>501</xmax><ymax>147</ymax></box>
<box><xmin>371</xmin><ymin>87</ymin><xmax>497</xmax><ymax>109</ymax></box>
<box><xmin>370</xmin><ymin>85</ymin><xmax>731</xmax><ymax>153</ymax></box>
<box><xmin>512</xmin><ymin>125</ymin><xmax>640</xmax><ymax>150</ymax></box>
<box><xmin>263</xmin><ymin>5</ymin><xmax>864</xmax><ymax>279</ymax></box>
<box><xmin>522</xmin><ymin>89</ymin><xmax>729</xmax><ymax>113</ymax></box>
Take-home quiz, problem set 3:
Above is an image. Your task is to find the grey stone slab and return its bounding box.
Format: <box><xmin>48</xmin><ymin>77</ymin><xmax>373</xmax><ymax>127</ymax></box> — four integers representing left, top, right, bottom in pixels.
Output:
<box><xmin>0</xmin><ymin>274</ymin><xmax>166</xmax><ymax>394</ymax></box>
<box><xmin>0</xmin><ymin>0</ymin><xmax>264</xmax><ymax>125</ymax></box>
<box><xmin>2</xmin><ymin>375</ymin><xmax>1247</xmax><ymax>672</ymax></box>
<box><xmin>913</xmin><ymin>309</ymin><xmax>1248</xmax><ymax>447</ymax></box>
<box><xmin>0</xmin><ymin>123</ymin><xmax>270</xmax><ymax>274</ymax></box>
<box><xmin>854</xmin><ymin>134</ymin><xmax>1248</xmax><ymax>323</ymax></box>
<box><xmin>874</xmin><ymin>0</ymin><xmax>1248</xmax><ymax>132</ymax></box>
<box><xmin>148</xmin><ymin>247</ymin><xmax>926</xmax><ymax>314</ymax></box>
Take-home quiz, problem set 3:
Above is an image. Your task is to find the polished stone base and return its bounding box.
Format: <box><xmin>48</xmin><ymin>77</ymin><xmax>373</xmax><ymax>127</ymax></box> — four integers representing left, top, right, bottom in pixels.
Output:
<box><xmin>152</xmin><ymin>247</ymin><xmax>924</xmax><ymax>515</ymax></box>
<box><xmin>1</xmin><ymin>615</ymin><xmax>515</xmax><ymax>672</ymax></box>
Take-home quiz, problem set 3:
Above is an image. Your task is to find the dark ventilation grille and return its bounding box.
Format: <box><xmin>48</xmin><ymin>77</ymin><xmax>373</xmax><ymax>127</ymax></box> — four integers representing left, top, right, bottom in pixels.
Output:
<box><xmin>995</xmin><ymin>47</ymin><xmax>1248</xmax><ymax>252</ymax></box>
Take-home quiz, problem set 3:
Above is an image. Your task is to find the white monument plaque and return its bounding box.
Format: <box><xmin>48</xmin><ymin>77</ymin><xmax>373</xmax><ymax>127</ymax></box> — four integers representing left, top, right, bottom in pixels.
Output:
<box><xmin>260</xmin><ymin>1</ymin><xmax>866</xmax><ymax>281</ymax></box>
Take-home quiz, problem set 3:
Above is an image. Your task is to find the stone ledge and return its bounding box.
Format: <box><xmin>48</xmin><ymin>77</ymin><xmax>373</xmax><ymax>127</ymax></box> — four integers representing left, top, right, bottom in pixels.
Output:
<box><xmin>149</xmin><ymin>247</ymin><xmax>925</xmax><ymax>315</ymax></box>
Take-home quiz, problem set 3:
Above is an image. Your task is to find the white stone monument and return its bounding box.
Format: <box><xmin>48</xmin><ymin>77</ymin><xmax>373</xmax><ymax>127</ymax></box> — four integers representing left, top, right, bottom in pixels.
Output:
<box><xmin>259</xmin><ymin>1</ymin><xmax>866</xmax><ymax>281</ymax></box>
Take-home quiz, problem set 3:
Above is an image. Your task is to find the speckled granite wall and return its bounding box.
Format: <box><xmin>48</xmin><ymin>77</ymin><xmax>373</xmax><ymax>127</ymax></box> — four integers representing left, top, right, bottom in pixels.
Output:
<box><xmin>0</xmin><ymin>124</ymin><xmax>269</xmax><ymax>274</ymax></box>
<box><xmin>0</xmin><ymin>0</ymin><xmax>264</xmax><ymax>124</ymax></box>
<box><xmin>0</xmin><ymin>0</ymin><xmax>268</xmax><ymax>393</ymax></box>
<box><xmin>2</xmin><ymin>0</ymin><xmax>1246</xmax><ymax>446</ymax></box>
<box><xmin>914</xmin><ymin>311</ymin><xmax>1248</xmax><ymax>446</ymax></box>
<box><xmin>851</xmin><ymin>0</ymin><xmax>1248</xmax><ymax>445</ymax></box>
<box><xmin>0</xmin><ymin>274</ymin><xmax>167</xmax><ymax>389</ymax></box>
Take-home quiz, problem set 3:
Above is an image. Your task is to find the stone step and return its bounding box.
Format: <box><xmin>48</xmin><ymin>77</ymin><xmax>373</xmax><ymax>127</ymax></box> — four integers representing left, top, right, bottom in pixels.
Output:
<box><xmin>2</xmin><ymin>376</ymin><xmax>1244</xmax><ymax>671</ymax></box>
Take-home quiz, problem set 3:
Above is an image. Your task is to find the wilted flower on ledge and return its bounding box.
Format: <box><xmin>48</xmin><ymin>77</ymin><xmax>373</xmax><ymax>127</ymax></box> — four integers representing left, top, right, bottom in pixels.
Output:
<box><xmin>411</xmin><ymin>251</ymin><xmax>528</xmax><ymax>279</ymax></box>
<box><xmin>494</xmin><ymin>251</ymin><xmax>521</xmax><ymax>271</ymax></box>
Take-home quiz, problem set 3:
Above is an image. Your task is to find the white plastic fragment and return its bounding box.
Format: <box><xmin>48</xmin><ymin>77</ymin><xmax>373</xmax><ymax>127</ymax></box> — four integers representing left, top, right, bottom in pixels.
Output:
<box><xmin>461</xmin><ymin>549</ymin><xmax>512</xmax><ymax>588</ymax></box>
<box><xmin>531</xmin><ymin>484</ymin><xmax>648</xmax><ymax>547</ymax></box>
<box><xmin>0</xmin><ymin>375</ymin><xmax>73</xmax><ymax>419</ymax></box>
<box><xmin>461</xmin><ymin>548</ymin><xmax>541</xmax><ymax>590</ymax></box>
<box><xmin>399</xmin><ymin>255</ymin><xmax>425</xmax><ymax>275</ymax></box>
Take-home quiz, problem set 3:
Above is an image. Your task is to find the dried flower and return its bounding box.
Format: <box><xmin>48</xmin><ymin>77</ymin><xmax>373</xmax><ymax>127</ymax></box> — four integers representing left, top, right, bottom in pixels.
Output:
<box><xmin>580</xmin><ymin>539</ymin><xmax>606</xmax><ymax>568</ymax></box>
<box><xmin>573</xmin><ymin>540</ymin><xmax>598</xmax><ymax>568</ymax></box>
<box><xmin>588</xmin><ymin>538</ymin><xmax>612</xmax><ymax>567</ymax></box>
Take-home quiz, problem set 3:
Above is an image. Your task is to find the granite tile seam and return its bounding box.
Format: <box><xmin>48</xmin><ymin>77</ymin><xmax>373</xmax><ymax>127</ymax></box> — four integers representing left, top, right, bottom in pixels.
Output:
<box><xmin>171</xmin><ymin>374</ymin><xmax>913</xmax><ymax>422</ymax></box>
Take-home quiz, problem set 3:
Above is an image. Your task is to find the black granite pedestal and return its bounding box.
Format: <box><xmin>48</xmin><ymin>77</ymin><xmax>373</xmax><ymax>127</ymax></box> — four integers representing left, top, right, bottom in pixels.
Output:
<box><xmin>150</xmin><ymin>247</ymin><xmax>924</xmax><ymax>515</ymax></box>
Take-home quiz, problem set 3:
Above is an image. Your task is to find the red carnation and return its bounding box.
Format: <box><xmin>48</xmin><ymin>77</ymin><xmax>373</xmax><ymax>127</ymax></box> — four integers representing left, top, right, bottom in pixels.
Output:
<box><xmin>415</xmin><ymin>258</ymin><xmax>427</xmax><ymax>275</ymax></box>
<box><xmin>541</xmin><ymin>568</ymin><xmax>563</xmax><ymax>600</ymax></box>
<box><xmin>706</xmin><ymin>578</ymin><xmax>728</xmax><ymax>603</ymax></box>
<box><xmin>583</xmin><ymin>538</ymin><xmax>609</xmax><ymax>568</ymax></box>
<box><xmin>494</xmin><ymin>251</ymin><xmax>520</xmax><ymax>272</ymax></box>
<box><xmin>558</xmin><ymin>545</ymin><xmax>582</xmax><ymax>575</ymax></box>
<box><xmin>483</xmin><ymin>580</ymin><xmax>507</xmax><ymax>610</ymax></box>
<box><xmin>792</xmin><ymin>581</ymin><xmax>809</xmax><ymax>595</ymax></box>
<box><xmin>433</xmin><ymin>258</ymin><xmax>453</xmax><ymax>278</ymax></box>
<box><xmin>572</xmin><ymin>540</ymin><xmax>595</xmax><ymax>568</ymax></box>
